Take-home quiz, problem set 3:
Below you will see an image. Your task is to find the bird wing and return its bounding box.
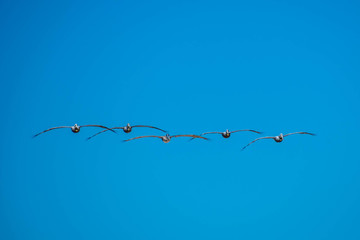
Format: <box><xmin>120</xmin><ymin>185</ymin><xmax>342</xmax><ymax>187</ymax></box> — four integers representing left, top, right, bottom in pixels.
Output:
<box><xmin>241</xmin><ymin>136</ymin><xmax>275</xmax><ymax>150</ymax></box>
<box><xmin>132</xmin><ymin>125</ymin><xmax>167</xmax><ymax>133</ymax></box>
<box><xmin>188</xmin><ymin>132</ymin><xmax>219</xmax><ymax>141</ymax></box>
<box><xmin>188</xmin><ymin>132</ymin><xmax>218</xmax><ymax>141</ymax></box>
<box><xmin>230</xmin><ymin>129</ymin><xmax>263</xmax><ymax>134</ymax></box>
<box><xmin>123</xmin><ymin>135</ymin><xmax>162</xmax><ymax>142</ymax></box>
<box><xmin>33</xmin><ymin>126</ymin><xmax>71</xmax><ymax>138</ymax></box>
<box><xmin>80</xmin><ymin>125</ymin><xmax>117</xmax><ymax>133</ymax></box>
<box><xmin>86</xmin><ymin>127</ymin><xmax>124</xmax><ymax>140</ymax></box>
<box><xmin>200</xmin><ymin>132</ymin><xmax>222</xmax><ymax>136</ymax></box>
<box><xmin>283</xmin><ymin>132</ymin><xmax>316</xmax><ymax>137</ymax></box>
<box><xmin>171</xmin><ymin>134</ymin><xmax>209</xmax><ymax>140</ymax></box>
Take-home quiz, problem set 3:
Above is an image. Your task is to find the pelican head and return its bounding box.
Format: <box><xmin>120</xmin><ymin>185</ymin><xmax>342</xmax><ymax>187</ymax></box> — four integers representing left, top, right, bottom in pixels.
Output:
<box><xmin>275</xmin><ymin>133</ymin><xmax>284</xmax><ymax>142</ymax></box>
<box><xmin>71</xmin><ymin>124</ymin><xmax>80</xmax><ymax>133</ymax></box>
<box><xmin>222</xmin><ymin>129</ymin><xmax>231</xmax><ymax>138</ymax></box>
<box><xmin>123</xmin><ymin>123</ymin><xmax>132</xmax><ymax>133</ymax></box>
<box><xmin>162</xmin><ymin>134</ymin><xmax>171</xmax><ymax>143</ymax></box>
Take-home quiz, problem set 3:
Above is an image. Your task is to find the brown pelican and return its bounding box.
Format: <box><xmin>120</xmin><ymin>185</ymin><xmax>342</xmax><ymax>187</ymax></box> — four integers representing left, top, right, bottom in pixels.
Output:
<box><xmin>33</xmin><ymin>124</ymin><xmax>116</xmax><ymax>138</ymax></box>
<box><xmin>241</xmin><ymin>132</ymin><xmax>316</xmax><ymax>150</ymax></box>
<box><xmin>87</xmin><ymin>123</ymin><xmax>167</xmax><ymax>140</ymax></box>
<box><xmin>124</xmin><ymin>133</ymin><xmax>208</xmax><ymax>143</ymax></box>
<box><xmin>196</xmin><ymin>129</ymin><xmax>262</xmax><ymax>139</ymax></box>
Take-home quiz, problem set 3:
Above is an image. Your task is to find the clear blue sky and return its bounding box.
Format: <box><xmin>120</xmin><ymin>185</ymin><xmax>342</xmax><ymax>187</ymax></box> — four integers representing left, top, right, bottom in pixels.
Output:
<box><xmin>1</xmin><ymin>0</ymin><xmax>360</xmax><ymax>239</ymax></box>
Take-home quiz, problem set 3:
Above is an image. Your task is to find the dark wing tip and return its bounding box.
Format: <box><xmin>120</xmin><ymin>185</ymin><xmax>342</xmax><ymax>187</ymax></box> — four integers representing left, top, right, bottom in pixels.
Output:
<box><xmin>244</xmin><ymin>130</ymin><xmax>263</xmax><ymax>134</ymax></box>
<box><xmin>133</xmin><ymin>125</ymin><xmax>168</xmax><ymax>133</ymax></box>
<box><xmin>298</xmin><ymin>132</ymin><xmax>316</xmax><ymax>136</ymax></box>
<box><xmin>123</xmin><ymin>137</ymin><xmax>135</xmax><ymax>142</ymax></box>
<box><xmin>194</xmin><ymin>135</ymin><xmax>209</xmax><ymax>140</ymax></box>
<box><xmin>188</xmin><ymin>133</ymin><xmax>206</xmax><ymax>141</ymax></box>
<box><xmin>241</xmin><ymin>143</ymin><xmax>251</xmax><ymax>151</ymax></box>
<box><xmin>230</xmin><ymin>129</ymin><xmax>263</xmax><ymax>134</ymax></box>
<box><xmin>86</xmin><ymin>133</ymin><xmax>99</xmax><ymax>141</ymax></box>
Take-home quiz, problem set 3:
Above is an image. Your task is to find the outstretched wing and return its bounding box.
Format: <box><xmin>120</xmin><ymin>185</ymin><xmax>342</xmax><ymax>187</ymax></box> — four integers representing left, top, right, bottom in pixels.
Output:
<box><xmin>132</xmin><ymin>125</ymin><xmax>167</xmax><ymax>133</ymax></box>
<box><xmin>33</xmin><ymin>126</ymin><xmax>71</xmax><ymax>138</ymax></box>
<box><xmin>188</xmin><ymin>132</ymin><xmax>220</xmax><ymax>141</ymax></box>
<box><xmin>172</xmin><ymin>134</ymin><xmax>209</xmax><ymax>140</ymax></box>
<box><xmin>123</xmin><ymin>135</ymin><xmax>162</xmax><ymax>142</ymax></box>
<box><xmin>230</xmin><ymin>129</ymin><xmax>263</xmax><ymax>134</ymax></box>
<box><xmin>283</xmin><ymin>132</ymin><xmax>316</xmax><ymax>137</ymax></box>
<box><xmin>200</xmin><ymin>132</ymin><xmax>222</xmax><ymax>136</ymax></box>
<box><xmin>86</xmin><ymin>127</ymin><xmax>124</xmax><ymax>140</ymax></box>
<box><xmin>241</xmin><ymin>136</ymin><xmax>275</xmax><ymax>151</ymax></box>
<box><xmin>81</xmin><ymin>125</ymin><xmax>117</xmax><ymax>133</ymax></box>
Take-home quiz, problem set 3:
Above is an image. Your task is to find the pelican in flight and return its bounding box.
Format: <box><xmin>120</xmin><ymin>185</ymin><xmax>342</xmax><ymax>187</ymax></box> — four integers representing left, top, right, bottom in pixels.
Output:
<box><xmin>124</xmin><ymin>133</ymin><xmax>208</xmax><ymax>143</ymax></box>
<box><xmin>33</xmin><ymin>124</ymin><xmax>115</xmax><ymax>138</ymax></box>
<box><xmin>87</xmin><ymin>123</ymin><xmax>167</xmax><ymax>140</ymax></box>
<box><xmin>241</xmin><ymin>132</ymin><xmax>316</xmax><ymax>150</ymax></box>
<box><xmin>196</xmin><ymin>129</ymin><xmax>262</xmax><ymax>139</ymax></box>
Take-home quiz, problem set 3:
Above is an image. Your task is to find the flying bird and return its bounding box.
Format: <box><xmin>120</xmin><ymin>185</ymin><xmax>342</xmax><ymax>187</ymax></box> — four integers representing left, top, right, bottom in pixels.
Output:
<box><xmin>190</xmin><ymin>129</ymin><xmax>262</xmax><ymax>140</ymax></box>
<box><xmin>87</xmin><ymin>123</ymin><xmax>167</xmax><ymax>140</ymax></box>
<box><xmin>241</xmin><ymin>132</ymin><xmax>316</xmax><ymax>150</ymax></box>
<box><xmin>204</xmin><ymin>129</ymin><xmax>262</xmax><ymax>138</ymax></box>
<box><xmin>124</xmin><ymin>133</ymin><xmax>208</xmax><ymax>143</ymax></box>
<box><xmin>33</xmin><ymin>124</ymin><xmax>115</xmax><ymax>138</ymax></box>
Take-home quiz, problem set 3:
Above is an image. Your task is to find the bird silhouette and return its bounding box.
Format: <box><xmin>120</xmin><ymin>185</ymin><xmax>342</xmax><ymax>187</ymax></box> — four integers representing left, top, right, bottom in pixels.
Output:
<box><xmin>242</xmin><ymin>132</ymin><xmax>316</xmax><ymax>150</ymax></box>
<box><xmin>201</xmin><ymin>129</ymin><xmax>261</xmax><ymax>138</ymax></box>
<box><xmin>33</xmin><ymin>124</ymin><xmax>115</xmax><ymax>138</ymax></box>
<box><xmin>86</xmin><ymin>123</ymin><xmax>167</xmax><ymax>140</ymax></box>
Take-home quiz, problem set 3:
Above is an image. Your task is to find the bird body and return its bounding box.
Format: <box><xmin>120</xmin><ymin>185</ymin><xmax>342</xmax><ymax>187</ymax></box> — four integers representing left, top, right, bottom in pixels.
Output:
<box><xmin>274</xmin><ymin>133</ymin><xmax>284</xmax><ymax>142</ymax></box>
<box><xmin>222</xmin><ymin>129</ymin><xmax>231</xmax><ymax>138</ymax></box>
<box><xmin>161</xmin><ymin>134</ymin><xmax>171</xmax><ymax>143</ymax></box>
<box><xmin>123</xmin><ymin>123</ymin><xmax>132</xmax><ymax>133</ymax></box>
<box><xmin>71</xmin><ymin>124</ymin><xmax>80</xmax><ymax>133</ymax></box>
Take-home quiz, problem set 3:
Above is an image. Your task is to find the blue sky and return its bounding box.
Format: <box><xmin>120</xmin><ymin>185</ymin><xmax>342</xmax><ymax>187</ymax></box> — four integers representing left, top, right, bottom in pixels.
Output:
<box><xmin>1</xmin><ymin>0</ymin><xmax>360</xmax><ymax>239</ymax></box>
